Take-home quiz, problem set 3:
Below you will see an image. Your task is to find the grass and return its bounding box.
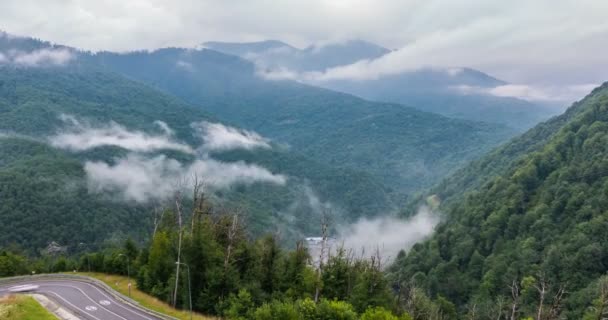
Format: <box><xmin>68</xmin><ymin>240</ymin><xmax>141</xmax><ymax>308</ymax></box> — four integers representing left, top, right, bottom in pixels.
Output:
<box><xmin>75</xmin><ymin>272</ymin><xmax>216</xmax><ymax>320</ymax></box>
<box><xmin>0</xmin><ymin>294</ymin><xmax>57</xmax><ymax>320</ymax></box>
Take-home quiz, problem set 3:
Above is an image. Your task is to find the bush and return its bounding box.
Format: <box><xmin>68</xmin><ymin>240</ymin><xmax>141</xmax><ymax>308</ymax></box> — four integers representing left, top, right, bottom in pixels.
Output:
<box><xmin>360</xmin><ymin>307</ymin><xmax>399</xmax><ymax>320</ymax></box>
<box><xmin>316</xmin><ymin>299</ymin><xmax>358</xmax><ymax>320</ymax></box>
<box><xmin>253</xmin><ymin>300</ymin><xmax>300</xmax><ymax>320</ymax></box>
<box><xmin>224</xmin><ymin>289</ymin><xmax>255</xmax><ymax>320</ymax></box>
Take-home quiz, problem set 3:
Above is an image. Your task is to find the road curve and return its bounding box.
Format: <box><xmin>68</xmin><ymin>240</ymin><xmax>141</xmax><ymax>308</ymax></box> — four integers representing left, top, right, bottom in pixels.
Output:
<box><xmin>0</xmin><ymin>277</ymin><xmax>167</xmax><ymax>320</ymax></box>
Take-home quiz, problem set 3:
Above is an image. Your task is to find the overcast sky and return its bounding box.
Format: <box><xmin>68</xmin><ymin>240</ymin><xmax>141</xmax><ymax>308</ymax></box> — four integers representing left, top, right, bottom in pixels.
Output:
<box><xmin>1</xmin><ymin>0</ymin><xmax>607</xmax><ymax>90</ymax></box>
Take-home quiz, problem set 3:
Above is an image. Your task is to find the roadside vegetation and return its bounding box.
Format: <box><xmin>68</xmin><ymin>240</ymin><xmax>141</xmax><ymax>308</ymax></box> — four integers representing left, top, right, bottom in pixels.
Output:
<box><xmin>78</xmin><ymin>272</ymin><xmax>215</xmax><ymax>320</ymax></box>
<box><xmin>0</xmin><ymin>294</ymin><xmax>57</xmax><ymax>320</ymax></box>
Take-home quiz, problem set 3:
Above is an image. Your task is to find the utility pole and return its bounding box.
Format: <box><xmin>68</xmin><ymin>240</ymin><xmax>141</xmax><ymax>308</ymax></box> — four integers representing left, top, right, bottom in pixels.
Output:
<box><xmin>176</xmin><ymin>262</ymin><xmax>192</xmax><ymax>320</ymax></box>
<box><xmin>173</xmin><ymin>190</ymin><xmax>184</xmax><ymax>307</ymax></box>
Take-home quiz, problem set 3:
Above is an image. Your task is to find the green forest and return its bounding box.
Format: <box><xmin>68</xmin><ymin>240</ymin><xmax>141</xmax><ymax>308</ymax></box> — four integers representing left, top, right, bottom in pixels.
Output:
<box><xmin>0</xmin><ymin>65</ymin><xmax>395</xmax><ymax>249</ymax></box>
<box><xmin>1</xmin><ymin>191</ymin><xmax>442</xmax><ymax>320</ymax></box>
<box><xmin>392</xmin><ymin>83</ymin><xmax>608</xmax><ymax>318</ymax></box>
<box><xmin>1</xmin><ymin>32</ymin><xmax>608</xmax><ymax>320</ymax></box>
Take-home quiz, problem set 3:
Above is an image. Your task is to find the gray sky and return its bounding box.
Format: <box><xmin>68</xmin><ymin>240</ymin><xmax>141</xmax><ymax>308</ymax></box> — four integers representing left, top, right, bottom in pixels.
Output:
<box><xmin>1</xmin><ymin>0</ymin><xmax>607</xmax><ymax>93</ymax></box>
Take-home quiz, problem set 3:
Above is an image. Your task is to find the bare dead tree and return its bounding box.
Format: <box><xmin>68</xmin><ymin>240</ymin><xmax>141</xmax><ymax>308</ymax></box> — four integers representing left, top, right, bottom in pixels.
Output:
<box><xmin>589</xmin><ymin>277</ymin><xmax>608</xmax><ymax>320</ymax></box>
<box><xmin>493</xmin><ymin>296</ymin><xmax>506</xmax><ymax>320</ymax></box>
<box><xmin>399</xmin><ymin>278</ymin><xmax>418</xmax><ymax>318</ymax></box>
<box><xmin>547</xmin><ymin>284</ymin><xmax>566</xmax><ymax>320</ymax></box>
<box><xmin>152</xmin><ymin>204</ymin><xmax>165</xmax><ymax>238</ymax></box>
<box><xmin>190</xmin><ymin>174</ymin><xmax>207</xmax><ymax>233</ymax></box>
<box><xmin>368</xmin><ymin>247</ymin><xmax>385</xmax><ymax>295</ymax></box>
<box><xmin>223</xmin><ymin>206</ymin><xmax>243</xmax><ymax>271</ymax></box>
<box><xmin>594</xmin><ymin>277</ymin><xmax>608</xmax><ymax>320</ymax></box>
<box><xmin>534</xmin><ymin>274</ymin><xmax>549</xmax><ymax>320</ymax></box>
<box><xmin>346</xmin><ymin>247</ymin><xmax>356</xmax><ymax>297</ymax></box>
<box><xmin>466</xmin><ymin>303</ymin><xmax>478</xmax><ymax>320</ymax></box>
<box><xmin>314</xmin><ymin>209</ymin><xmax>330</xmax><ymax>303</ymax></box>
<box><xmin>509</xmin><ymin>280</ymin><xmax>520</xmax><ymax>320</ymax></box>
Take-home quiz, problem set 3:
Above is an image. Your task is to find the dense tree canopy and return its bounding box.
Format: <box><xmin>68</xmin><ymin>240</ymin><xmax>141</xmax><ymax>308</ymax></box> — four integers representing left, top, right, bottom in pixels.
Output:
<box><xmin>392</xmin><ymin>83</ymin><xmax>608</xmax><ymax>319</ymax></box>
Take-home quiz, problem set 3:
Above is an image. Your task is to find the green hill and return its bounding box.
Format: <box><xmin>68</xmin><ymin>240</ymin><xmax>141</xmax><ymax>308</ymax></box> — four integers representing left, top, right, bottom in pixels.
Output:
<box><xmin>0</xmin><ymin>65</ymin><xmax>393</xmax><ymax>250</ymax></box>
<box><xmin>91</xmin><ymin>48</ymin><xmax>515</xmax><ymax>195</ymax></box>
<box><xmin>391</xmin><ymin>83</ymin><xmax>608</xmax><ymax>318</ymax></box>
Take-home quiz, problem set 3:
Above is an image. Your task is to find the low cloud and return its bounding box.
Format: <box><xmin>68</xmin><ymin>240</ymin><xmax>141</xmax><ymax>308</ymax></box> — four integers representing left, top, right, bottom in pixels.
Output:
<box><xmin>85</xmin><ymin>154</ymin><xmax>287</xmax><ymax>202</ymax></box>
<box><xmin>49</xmin><ymin>116</ymin><xmax>285</xmax><ymax>203</ymax></box>
<box><xmin>50</xmin><ymin>115</ymin><xmax>193</xmax><ymax>153</ymax></box>
<box><xmin>453</xmin><ymin>83</ymin><xmax>598</xmax><ymax>103</ymax></box>
<box><xmin>0</xmin><ymin>48</ymin><xmax>74</xmax><ymax>67</ymax></box>
<box><xmin>337</xmin><ymin>206</ymin><xmax>440</xmax><ymax>262</ymax></box>
<box><xmin>193</xmin><ymin>121</ymin><xmax>271</xmax><ymax>151</ymax></box>
<box><xmin>175</xmin><ymin>60</ymin><xmax>194</xmax><ymax>71</ymax></box>
<box><xmin>153</xmin><ymin>120</ymin><xmax>174</xmax><ymax>136</ymax></box>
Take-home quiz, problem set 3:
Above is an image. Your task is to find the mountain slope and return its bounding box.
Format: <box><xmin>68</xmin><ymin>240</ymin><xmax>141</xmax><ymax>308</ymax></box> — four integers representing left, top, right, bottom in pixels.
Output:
<box><xmin>406</xmin><ymin>83</ymin><xmax>603</xmax><ymax>211</ymax></box>
<box><xmin>89</xmin><ymin>47</ymin><xmax>515</xmax><ymax>195</ymax></box>
<box><xmin>321</xmin><ymin>67</ymin><xmax>560</xmax><ymax>131</ymax></box>
<box><xmin>204</xmin><ymin>38</ymin><xmax>558</xmax><ymax>131</ymax></box>
<box><xmin>0</xmin><ymin>65</ymin><xmax>394</xmax><ymax>250</ymax></box>
<box><xmin>391</xmin><ymin>83</ymin><xmax>608</xmax><ymax>318</ymax></box>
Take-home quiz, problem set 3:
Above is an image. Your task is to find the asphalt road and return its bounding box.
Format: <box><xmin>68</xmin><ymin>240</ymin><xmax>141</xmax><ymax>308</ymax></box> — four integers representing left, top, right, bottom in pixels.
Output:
<box><xmin>0</xmin><ymin>278</ymin><xmax>165</xmax><ymax>320</ymax></box>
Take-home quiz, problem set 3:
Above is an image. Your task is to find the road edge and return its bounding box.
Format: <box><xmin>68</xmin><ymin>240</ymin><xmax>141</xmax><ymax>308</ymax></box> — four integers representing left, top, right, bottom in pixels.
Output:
<box><xmin>0</xmin><ymin>274</ymin><xmax>178</xmax><ymax>320</ymax></box>
<box><xmin>30</xmin><ymin>293</ymin><xmax>80</xmax><ymax>320</ymax></box>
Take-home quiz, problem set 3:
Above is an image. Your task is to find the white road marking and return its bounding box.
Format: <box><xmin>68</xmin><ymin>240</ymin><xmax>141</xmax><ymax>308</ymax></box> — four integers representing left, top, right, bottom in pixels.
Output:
<box><xmin>6</xmin><ymin>279</ymin><xmax>157</xmax><ymax>320</ymax></box>
<box><xmin>46</xmin><ymin>291</ymin><xmax>103</xmax><ymax>320</ymax></box>
<box><xmin>99</xmin><ymin>300</ymin><xmax>111</xmax><ymax>306</ymax></box>
<box><xmin>8</xmin><ymin>284</ymin><xmax>39</xmax><ymax>292</ymax></box>
<box><xmin>86</xmin><ymin>305</ymin><xmax>98</xmax><ymax>311</ymax></box>
<box><xmin>83</xmin><ymin>281</ymin><xmax>156</xmax><ymax>320</ymax></box>
<box><xmin>50</xmin><ymin>284</ymin><xmax>129</xmax><ymax>320</ymax></box>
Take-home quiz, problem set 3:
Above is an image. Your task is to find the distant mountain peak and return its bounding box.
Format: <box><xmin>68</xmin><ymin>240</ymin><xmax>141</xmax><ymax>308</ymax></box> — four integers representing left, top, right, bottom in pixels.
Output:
<box><xmin>202</xmin><ymin>40</ymin><xmax>296</xmax><ymax>56</ymax></box>
<box><xmin>304</xmin><ymin>39</ymin><xmax>390</xmax><ymax>55</ymax></box>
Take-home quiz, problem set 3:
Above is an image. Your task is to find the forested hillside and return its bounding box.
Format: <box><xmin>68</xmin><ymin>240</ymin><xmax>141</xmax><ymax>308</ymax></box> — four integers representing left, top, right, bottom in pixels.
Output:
<box><xmin>321</xmin><ymin>68</ymin><xmax>559</xmax><ymax>131</ymax></box>
<box><xmin>391</xmin><ymin>83</ymin><xmax>608</xmax><ymax>319</ymax></box>
<box><xmin>91</xmin><ymin>47</ymin><xmax>515</xmax><ymax>194</ymax></box>
<box><xmin>203</xmin><ymin>38</ymin><xmax>558</xmax><ymax>131</ymax></box>
<box><xmin>407</xmin><ymin>83</ymin><xmax>604</xmax><ymax>211</ymax></box>
<box><xmin>0</xmin><ymin>65</ymin><xmax>394</xmax><ymax>251</ymax></box>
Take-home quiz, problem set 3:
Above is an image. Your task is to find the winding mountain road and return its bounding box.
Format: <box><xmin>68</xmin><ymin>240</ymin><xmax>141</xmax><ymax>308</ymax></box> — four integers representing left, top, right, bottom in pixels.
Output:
<box><xmin>0</xmin><ymin>276</ymin><xmax>170</xmax><ymax>320</ymax></box>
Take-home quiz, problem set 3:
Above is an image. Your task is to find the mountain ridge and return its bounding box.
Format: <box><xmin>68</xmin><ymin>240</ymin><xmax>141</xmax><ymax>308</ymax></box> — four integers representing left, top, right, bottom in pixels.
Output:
<box><xmin>392</xmin><ymin>81</ymin><xmax>608</xmax><ymax>318</ymax></box>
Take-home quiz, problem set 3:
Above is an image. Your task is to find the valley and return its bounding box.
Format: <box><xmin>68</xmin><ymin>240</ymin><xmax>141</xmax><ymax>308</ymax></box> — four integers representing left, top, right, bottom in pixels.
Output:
<box><xmin>1</xmin><ymin>2</ymin><xmax>607</xmax><ymax>318</ymax></box>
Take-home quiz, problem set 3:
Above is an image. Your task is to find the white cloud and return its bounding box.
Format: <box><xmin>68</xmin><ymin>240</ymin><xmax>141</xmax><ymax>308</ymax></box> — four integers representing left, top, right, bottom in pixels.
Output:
<box><xmin>85</xmin><ymin>154</ymin><xmax>286</xmax><ymax>202</ymax></box>
<box><xmin>0</xmin><ymin>1</ymin><xmax>605</xmax><ymax>86</ymax></box>
<box><xmin>0</xmin><ymin>47</ymin><xmax>74</xmax><ymax>66</ymax></box>
<box><xmin>337</xmin><ymin>206</ymin><xmax>440</xmax><ymax>261</ymax></box>
<box><xmin>11</xmin><ymin>47</ymin><xmax>74</xmax><ymax>66</ymax></box>
<box><xmin>153</xmin><ymin>120</ymin><xmax>174</xmax><ymax>136</ymax></box>
<box><xmin>453</xmin><ymin>83</ymin><xmax>599</xmax><ymax>103</ymax></box>
<box><xmin>0</xmin><ymin>48</ymin><xmax>74</xmax><ymax>67</ymax></box>
<box><xmin>175</xmin><ymin>60</ymin><xmax>194</xmax><ymax>71</ymax></box>
<box><xmin>193</xmin><ymin>121</ymin><xmax>271</xmax><ymax>151</ymax></box>
<box><xmin>50</xmin><ymin>115</ymin><xmax>193</xmax><ymax>153</ymax></box>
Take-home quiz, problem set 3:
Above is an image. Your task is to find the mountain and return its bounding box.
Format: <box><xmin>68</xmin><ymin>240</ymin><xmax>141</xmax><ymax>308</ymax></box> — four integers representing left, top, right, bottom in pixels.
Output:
<box><xmin>0</xmin><ymin>64</ymin><xmax>394</xmax><ymax>251</ymax></box>
<box><xmin>204</xmin><ymin>39</ymin><xmax>390</xmax><ymax>72</ymax></box>
<box><xmin>321</xmin><ymin>67</ymin><xmax>561</xmax><ymax>131</ymax></box>
<box><xmin>87</xmin><ymin>46</ymin><xmax>515</xmax><ymax>195</ymax></box>
<box><xmin>0</xmin><ymin>33</ymin><xmax>516</xmax><ymax>250</ymax></box>
<box><xmin>205</xmin><ymin>38</ymin><xmax>559</xmax><ymax>131</ymax></box>
<box><xmin>203</xmin><ymin>40</ymin><xmax>296</xmax><ymax>57</ymax></box>
<box><xmin>391</xmin><ymin>83</ymin><xmax>608</xmax><ymax>318</ymax></box>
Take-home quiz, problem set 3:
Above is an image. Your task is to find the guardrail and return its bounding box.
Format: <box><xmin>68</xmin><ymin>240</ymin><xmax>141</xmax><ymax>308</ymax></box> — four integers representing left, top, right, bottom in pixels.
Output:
<box><xmin>0</xmin><ymin>273</ymin><xmax>179</xmax><ymax>320</ymax></box>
